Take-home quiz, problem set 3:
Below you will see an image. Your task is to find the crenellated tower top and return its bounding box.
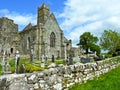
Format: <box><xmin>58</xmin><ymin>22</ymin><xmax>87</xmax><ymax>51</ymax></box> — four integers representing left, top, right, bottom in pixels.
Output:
<box><xmin>37</xmin><ymin>3</ymin><xmax>50</xmax><ymax>24</ymax></box>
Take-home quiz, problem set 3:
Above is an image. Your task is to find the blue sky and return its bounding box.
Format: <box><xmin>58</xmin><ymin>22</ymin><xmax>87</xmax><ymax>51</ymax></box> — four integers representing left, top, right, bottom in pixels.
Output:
<box><xmin>0</xmin><ymin>0</ymin><xmax>120</xmax><ymax>47</ymax></box>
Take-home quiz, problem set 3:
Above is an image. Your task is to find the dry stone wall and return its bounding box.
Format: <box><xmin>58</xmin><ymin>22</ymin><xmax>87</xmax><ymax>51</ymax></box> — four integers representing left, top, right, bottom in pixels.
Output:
<box><xmin>0</xmin><ymin>57</ymin><xmax>120</xmax><ymax>90</ymax></box>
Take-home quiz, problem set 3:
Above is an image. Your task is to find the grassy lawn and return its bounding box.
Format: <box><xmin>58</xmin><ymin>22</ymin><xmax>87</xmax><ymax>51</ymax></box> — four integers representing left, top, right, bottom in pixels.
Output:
<box><xmin>0</xmin><ymin>65</ymin><xmax>2</xmax><ymax>75</ymax></box>
<box><xmin>69</xmin><ymin>66</ymin><xmax>120</xmax><ymax>90</ymax></box>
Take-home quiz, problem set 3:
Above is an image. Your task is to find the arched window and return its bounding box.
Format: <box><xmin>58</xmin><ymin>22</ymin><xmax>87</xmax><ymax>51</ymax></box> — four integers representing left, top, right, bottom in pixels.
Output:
<box><xmin>50</xmin><ymin>32</ymin><xmax>55</xmax><ymax>47</ymax></box>
<box><xmin>27</xmin><ymin>37</ymin><xmax>30</xmax><ymax>49</ymax></box>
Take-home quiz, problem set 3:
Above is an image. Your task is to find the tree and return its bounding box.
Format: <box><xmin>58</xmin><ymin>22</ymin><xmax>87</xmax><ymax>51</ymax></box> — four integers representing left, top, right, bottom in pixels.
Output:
<box><xmin>100</xmin><ymin>30</ymin><xmax>120</xmax><ymax>54</ymax></box>
<box><xmin>90</xmin><ymin>44</ymin><xmax>101</xmax><ymax>56</ymax></box>
<box><xmin>77</xmin><ymin>32</ymin><xmax>99</xmax><ymax>54</ymax></box>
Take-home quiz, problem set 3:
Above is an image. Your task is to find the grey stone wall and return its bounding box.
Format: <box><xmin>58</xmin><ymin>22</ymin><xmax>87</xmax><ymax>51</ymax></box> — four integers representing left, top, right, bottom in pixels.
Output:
<box><xmin>0</xmin><ymin>57</ymin><xmax>120</xmax><ymax>90</ymax></box>
<box><xmin>19</xmin><ymin>25</ymin><xmax>37</xmax><ymax>55</ymax></box>
<box><xmin>0</xmin><ymin>17</ymin><xmax>19</xmax><ymax>55</ymax></box>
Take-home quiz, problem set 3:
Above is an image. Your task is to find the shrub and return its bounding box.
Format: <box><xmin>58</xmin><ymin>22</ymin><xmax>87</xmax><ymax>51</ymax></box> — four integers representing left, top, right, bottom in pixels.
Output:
<box><xmin>55</xmin><ymin>59</ymin><xmax>64</xmax><ymax>64</ymax></box>
<box><xmin>24</xmin><ymin>64</ymin><xmax>44</xmax><ymax>73</ymax></box>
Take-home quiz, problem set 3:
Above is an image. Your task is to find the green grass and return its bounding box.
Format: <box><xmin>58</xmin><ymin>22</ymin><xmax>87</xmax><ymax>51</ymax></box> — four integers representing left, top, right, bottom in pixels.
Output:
<box><xmin>0</xmin><ymin>65</ymin><xmax>2</xmax><ymax>75</ymax></box>
<box><xmin>69</xmin><ymin>66</ymin><xmax>120</xmax><ymax>90</ymax></box>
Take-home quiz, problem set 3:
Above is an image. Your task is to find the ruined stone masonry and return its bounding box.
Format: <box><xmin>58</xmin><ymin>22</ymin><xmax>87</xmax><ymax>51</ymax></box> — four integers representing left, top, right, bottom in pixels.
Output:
<box><xmin>0</xmin><ymin>4</ymin><xmax>80</xmax><ymax>59</ymax></box>
<box><xmin>0</xmin><ymin>17</ymin><xmax>19</xmax><ymax>56</ymax></box>
<box><xmin>0</xmin><ymin>56</ymin><xmax>120</xmax><ymax>90</ymax></box>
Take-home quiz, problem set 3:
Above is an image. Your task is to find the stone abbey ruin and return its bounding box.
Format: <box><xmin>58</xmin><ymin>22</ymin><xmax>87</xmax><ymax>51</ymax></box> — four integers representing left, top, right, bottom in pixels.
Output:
<box><xmin>0</xmin><ymin>4</ymin><xmax>80</xmax><ymax>59</ymax></box>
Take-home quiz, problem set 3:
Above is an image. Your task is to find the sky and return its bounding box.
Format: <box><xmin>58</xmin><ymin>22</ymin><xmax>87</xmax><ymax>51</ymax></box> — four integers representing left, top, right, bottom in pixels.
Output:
<box><xmin>0</xmin><ymin>0</ymin><xmax>120</xmax><ymax>47</ymax></box>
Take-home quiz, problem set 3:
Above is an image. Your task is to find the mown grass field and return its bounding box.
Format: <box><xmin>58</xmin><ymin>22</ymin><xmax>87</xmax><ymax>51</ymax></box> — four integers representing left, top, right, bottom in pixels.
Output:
<box><xmin>69</xmin><ymin>66</ymin><xmax>120</xmax><ymax>90</ymax></box>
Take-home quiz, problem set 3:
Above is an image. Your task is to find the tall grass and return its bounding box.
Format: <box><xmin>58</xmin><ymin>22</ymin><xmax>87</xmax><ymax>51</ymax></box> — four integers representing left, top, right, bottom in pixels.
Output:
<box><xmin>69</xmin><ymin>66</ymin><xmax>120</xmax><ymax>90</ymax></box>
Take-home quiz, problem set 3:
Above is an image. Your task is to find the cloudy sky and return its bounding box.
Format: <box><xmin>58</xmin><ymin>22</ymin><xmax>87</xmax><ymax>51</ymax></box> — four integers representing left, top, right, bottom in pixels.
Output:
<box><xmin>0</xmin><ymin>0</ymin><xmax>120</xmax><ymax>47</ymax></box>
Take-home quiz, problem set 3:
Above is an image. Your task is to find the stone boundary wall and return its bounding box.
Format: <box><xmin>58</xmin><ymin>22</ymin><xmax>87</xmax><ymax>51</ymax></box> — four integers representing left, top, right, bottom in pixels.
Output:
<box><xmin>0</xmin><ymin>57</ymin><xmax>120</xmax><ymax>90</ymax></box>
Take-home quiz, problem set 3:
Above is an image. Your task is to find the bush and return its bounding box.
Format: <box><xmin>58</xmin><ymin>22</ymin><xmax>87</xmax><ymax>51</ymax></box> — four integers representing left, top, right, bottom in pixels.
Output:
<box><xmin>55</xmin><ymin>59</ymin><xmax>64</xmax><ymax>64</ymax></box>
<box><xmin>24</xmin><ymin>64</ymin><xmax>44</xmax><ymax>73</ymax></box>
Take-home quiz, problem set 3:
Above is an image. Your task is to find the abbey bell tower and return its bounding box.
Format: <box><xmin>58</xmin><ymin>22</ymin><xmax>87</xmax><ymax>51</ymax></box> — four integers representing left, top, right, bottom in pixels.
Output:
<box><xmin>37</xmin><ymin>3</ymin><xmax>50</xmax><ymax>24</ymax></box>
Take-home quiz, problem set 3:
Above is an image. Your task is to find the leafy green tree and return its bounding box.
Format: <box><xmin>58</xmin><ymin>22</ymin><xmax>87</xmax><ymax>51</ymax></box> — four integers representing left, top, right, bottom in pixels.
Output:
<box><xmin>100</xmin><ymin>30</ymin><xmax>120</xmax><ymax>54</ymax></box>
<box><xmin>90</xmin><ymin>44</ymin><xmax>101</xmax><ymax>56</ymax></box>
<box><xmin>116</xmin><ymin>35</ymin><xmax>120</xmax><ymax>52</ymax></box>
<box><xmin>77</xmin><ymin>32</ymin><xmax>99</xmax><ymax>54</ymax></box>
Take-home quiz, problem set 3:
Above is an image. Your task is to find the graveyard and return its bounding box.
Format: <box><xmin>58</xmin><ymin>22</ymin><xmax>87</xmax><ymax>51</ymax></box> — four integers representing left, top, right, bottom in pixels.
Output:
<box><xmin>0</xmin><ymin>54</ymin><xmax>94</xmax><ymax>75</ymax></box>
<box><xmin>0</xmin><ymin>54</ymin><xmax>120</xmax><ymax>90</ymax></box>
<box><xmin>0</xmin><ymin>57</ymin><xmax>65</xmax><ymax>75</ymax></box>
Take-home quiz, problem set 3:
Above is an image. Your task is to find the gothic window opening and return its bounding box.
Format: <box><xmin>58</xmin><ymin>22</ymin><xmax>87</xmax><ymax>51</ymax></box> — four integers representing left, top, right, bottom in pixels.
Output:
<box><xmin>50</xmin><ymin>32</ymin><xmax>55</xmax><ymax>47</ymax></box>
<box><xmin>27</xmin><ymin>37</ymin><xmax>30</xmax><ymax>49</ymax></box>
<box><xmin>10</xmin><ymin>48</ymin><xmax>13</xmax><ymax>53</ymax></box>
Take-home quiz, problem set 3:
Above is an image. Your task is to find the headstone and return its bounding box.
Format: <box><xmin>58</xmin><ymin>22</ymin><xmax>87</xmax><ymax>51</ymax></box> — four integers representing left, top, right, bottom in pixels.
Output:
<box><xmin>20</xmin><ymin>64</ymin><xmax>25</xmax><ymax>73</ymax></box>
<box><xmin>30</xmin><ymin>49</ymin><xmax>34</xmax><ymax>63</ymax></box>
<box><xmin>42</xmin><ymin>54</ymin><xmax>45</xmax><ymax>62</ymax></box>
<box><xmin>15</xmin><ymin>50</ymin><xmax>20</xmax><ymax>74</ymax></box>
<box><xmin>94</xmin><ymin>51</ymin><xmax>97</xmax><ymax>57</ymax></box>
<box><xmin>52</xmin><ymin>55</ymin><xmax>54</xmax><ymax>63</ymax></box>
<box><xmin>45</xmin><ymin>55</ymin><xmax>48</xmax><ymax>65</ymax></box>
<box><xmin>102</xmin><ymin>55</ymin><xmax>105</xmax><ymax>59</ymax></box>
<box><xmin>41</xmin><ymin>54</ymin><xmax>45</xmax><ymax>68</ymax></box>
<box><xmin>4</xmin><ymin>62</ymin><xmax>11</xmax><ymax>74</ymax></box>
<box><xmin>1</xmin><ymin>61</ymin><xmax>5</xmax><ymax>74</ymax></box>
<box><xmin>85</xmin><ymin>57</ymin><xmax>90</xmax><ymax>63</ymax></box>
<box><xmin>75</xmin><ymin>56</ymin><xmax>80</xmax><ymax>63</ymax></box>
<box><xmin>45</xmin><ymin>55</ymin><xmax>48</xmax><ymax>63</ymax></box>
<box><xmin>66</xmin><ymin>57</ymin><xmax>69</xmax><ymax>65</ymax></box>
<box><xmin>81</xmin><ymin>57</ymin><xmax>87</xmax><ymax>63</ymax></box>
<box><xmin>69</xmin><ymin>55</ymin><xmax>73</xmax><ymax>65</ymax></box>
<box><xmin>6</xmin><ymin>62</ymin><xmax>10</xmax><ymax>71</ymax></box>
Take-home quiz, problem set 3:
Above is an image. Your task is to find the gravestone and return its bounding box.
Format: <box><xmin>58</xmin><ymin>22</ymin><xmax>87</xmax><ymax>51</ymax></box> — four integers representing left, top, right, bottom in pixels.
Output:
<box><xmin>102</xmin><ymin>55</ymin><xmax>105</xmax><ymax>59</ymax></box>
<box><xmin>30</xmin><ymin>49</ymin><xmax>34</xmax><ymax>63</ymax></box>
<box><xmin>19</xmin><ymin>64</ymin><xmax>25</xmax><ymax>73</ymax></box>
<box><xmin>69</xmin><ymin>56</ymin><xmax>73</xmax><ymax>65</ymax></box>
<box><xmin>4</xmin><ymin>62</ymin><xmax>11</xmax><ymax>74</ymax></box>
<box><xmin>1</xmin><ymin>61</ymin><xmax>5</xmax><ymax>74</ymax></box>
<box><xmin>15</xmin><ymin>50</ymin><xmax>20</xmax><ymax>74</ymax></box>
<box><xmin>52</xmin><ymin>55</ymin><xmax>54</xmax><ymax>63</ymax></box>
<box><xmin>85</xmin><ymin>57</ymin><xmax>90</xmax><ymax>63</ymax></box>
<box><xmin>45</xmin><ymin>55</ymin><xmax>48</xmax><ymax>64</ymax></box>
<box><xmin>66</xmin><ymin>57</ymin><xmax>69</xmax><ymax>65</ymax></box>
<box><xmin>41</xmin><ymin>54</ymin><xmax>45</xmax><ymax>68</ymax></box>
<box><xmin>94</xmin><ymin>51</ymin><xmax>97</xmax><ymax>57</ymax></box>
<box><xmin>75</xmin><ymin>56</ymin><xmax>80</xmax><ymax>63</ymax></box>
<box><xmin>81</xmin><ymin>57</ymin><xmax>86</xmax><ymax>63</ymax></box>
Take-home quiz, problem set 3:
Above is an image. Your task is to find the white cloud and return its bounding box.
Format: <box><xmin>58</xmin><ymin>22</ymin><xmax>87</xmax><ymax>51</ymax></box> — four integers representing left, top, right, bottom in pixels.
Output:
<box><xmin>0</xmin><ymin>9</ymin><xmax>9</xmax><ymax>14</ymax></box>
<box><xmin>0</xmin><ymin>9</ymin><xmax>37</xmax><ymax>30</ymax></box>
<box><xmin>58</xmin><ymin>0</ymin><xmax>120</xmax><ymax>47</ymax></box>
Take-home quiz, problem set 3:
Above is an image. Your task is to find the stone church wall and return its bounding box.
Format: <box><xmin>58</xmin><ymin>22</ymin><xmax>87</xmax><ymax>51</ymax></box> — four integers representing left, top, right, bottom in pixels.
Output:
<box><xmin>0</xmin><ymin>17</ymin><xmax>19</xmax><ymax>55</ymax></box>
<box><xmin>0</xmin><ymin>56</ymin><xmax>120</xmax><ymax>90</ymax></box>
<box><xmin>43</xmin><ymin>15</ymin><xmax>63</xmax><ymax>59</ymax></box>
<box><xmin>18</xmin><ymin>4</ymin><xmax>72</xmax><ymax>59</ymax></box>
<box><xmin>19</xmin><ymin>26</ymin><xmax>37</xmax><ymax>55</ymax></box>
